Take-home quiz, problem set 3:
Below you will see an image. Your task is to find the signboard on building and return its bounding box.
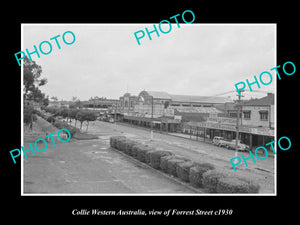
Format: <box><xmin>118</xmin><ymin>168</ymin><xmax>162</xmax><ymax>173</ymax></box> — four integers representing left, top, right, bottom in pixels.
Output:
<box><xmin>207</xmin><ymin>117</ymin><xmax>237</xmax><ymax>124</ymax></box>
<box><xmin>164</xmin><ymin>108</ymin><xmax>174</xmax><ymax>116</ymax></box>
<box><xmin>174</xmin><ymin>115</ymin><xmax>182</xmax><ymax>120</ymax></box>
<box><xmin>195</xmin><ymin>122</ymin><xmax>274</xmax><ymax>137</ymax></box>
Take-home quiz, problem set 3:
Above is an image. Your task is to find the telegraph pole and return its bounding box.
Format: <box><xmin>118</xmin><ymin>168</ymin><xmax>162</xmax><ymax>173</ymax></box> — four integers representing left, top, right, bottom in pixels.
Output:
<box><xmin>114</xmin><ymin>102</ymin><xmax>117</xmax><ymax>127</ymax></box>
<box><xmin>234</xmin><ymin>90</ymin><xmax>244</xmax><ymax>163</ymax></box>
<box><xmin>150</xmin><ymin>96</ymin><xmax>154</xmax><ymax>140</ymax></box>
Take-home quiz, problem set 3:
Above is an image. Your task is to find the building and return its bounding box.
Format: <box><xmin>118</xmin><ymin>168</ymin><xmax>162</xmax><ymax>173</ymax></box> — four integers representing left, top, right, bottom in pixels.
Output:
<box><xmin>82</xmin><ymin>97</ymin><xmax>118</xmax><ymax>109</ymax></box>
<box><xmin>118</xmin><ymin>93</ymin><xmax>139</xmax><ymax>115</ymax></box>
<box><xmin>241</xmin><ymin>93</ymin><xmax>274</xmax><ymax>128</ymax></box>
<box><xmin>121</xmin><ymin>90</ymin><xmax>232</xmax><ymax>132</ymax></box>
<box><xmin>240</xmin><ymin>93</ymin><xmax>275</xmax><ymax>149</ymax></box>
<box><xmin>185</xmin><ymin>93</ymin><xmax>275</xmax><ymax>151</ymax></box>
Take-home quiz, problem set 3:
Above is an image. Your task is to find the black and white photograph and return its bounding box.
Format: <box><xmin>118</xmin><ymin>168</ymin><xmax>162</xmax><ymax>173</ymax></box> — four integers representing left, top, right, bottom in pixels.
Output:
<box><xmin>21</xmin><ymin>24</ymin><xmax>276</xmax><ymax>195</ymax></box>
<box><xmin>4</xmin><ymin>5</ymin><xmax>298</xmax><ymax>224</ymax></box>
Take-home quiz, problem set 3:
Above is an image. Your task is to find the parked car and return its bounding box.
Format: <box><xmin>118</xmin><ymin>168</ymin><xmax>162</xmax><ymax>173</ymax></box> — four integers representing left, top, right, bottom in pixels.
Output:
<box><xmin>212</xmin><ymin>136</ymin><xmax>225</xmax><ymax>146</ymax></box>
<box><xmin>222</xmin><ymin>139</ymin><xmax>249</xmax><ymax>151</ymax></box>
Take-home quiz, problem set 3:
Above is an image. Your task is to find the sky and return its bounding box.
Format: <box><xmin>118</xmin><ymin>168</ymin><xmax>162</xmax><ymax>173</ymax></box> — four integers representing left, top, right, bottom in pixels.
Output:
<box><xmin>22</xmin><ymin>24</ymin><xmax>276</xmax><ymax>101</ymax></box>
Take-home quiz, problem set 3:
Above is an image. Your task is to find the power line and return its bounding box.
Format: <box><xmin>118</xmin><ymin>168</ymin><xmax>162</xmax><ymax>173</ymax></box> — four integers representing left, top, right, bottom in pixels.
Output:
<box><xmin>213</xmin><ymin>89</ymin><xmax>274</xmax><ymax>97</ymax></box>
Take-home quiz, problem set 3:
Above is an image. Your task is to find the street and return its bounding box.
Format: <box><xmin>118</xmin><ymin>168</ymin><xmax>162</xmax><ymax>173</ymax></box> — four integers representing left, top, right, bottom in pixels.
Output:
<box><xmin>23</xmin><ymin>119</ymin><xmax>196</xmax><ymax>194</ymax></box>
<box><xmin>23</xmin><ymin>119</ymin><xmax>275</xmax><ymax>194</ymax></box>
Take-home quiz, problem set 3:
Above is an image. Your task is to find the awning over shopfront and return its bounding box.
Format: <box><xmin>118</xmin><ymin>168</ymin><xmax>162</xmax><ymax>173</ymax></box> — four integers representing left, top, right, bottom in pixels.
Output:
<box><xmin>184</xmin><ymin>121</ymin><xmax>274</xmax><ymax>137</ymax></box>
<box><xmin>124</xmin><ymin>115</ymin><xmax>180</xmax><ymax>124</ymax></box>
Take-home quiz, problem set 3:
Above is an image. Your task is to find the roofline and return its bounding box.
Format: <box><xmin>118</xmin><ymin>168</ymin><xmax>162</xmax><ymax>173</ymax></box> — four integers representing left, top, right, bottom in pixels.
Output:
<box><xmin>242</xmin><ymin>104</ymin><xmax>274</xmax><ymax>106</ymax></box>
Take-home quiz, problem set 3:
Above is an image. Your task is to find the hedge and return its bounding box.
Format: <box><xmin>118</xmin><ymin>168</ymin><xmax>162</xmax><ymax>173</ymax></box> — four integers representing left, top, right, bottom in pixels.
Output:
<box><xmin>189</xmin><ymin>163</ymin><xmax>215</xmax><ymax>187</ymax></box>
<box><xmin>166</xmin><ymin>157</ymin><xmax>189</xmax><ymax>177</ymax></box>
<box><xmin>202</xmin><ymin>170</ymin><xmax>260</xmax><ymax>193</ymax></box>
<box><xmin>110</xmin><ymin>136</ymin><xmax>126</xmax><ymax>149</ymax></box>
<box><xmin>109</xmin><ymin>136</ymin><xmax>260</xmax><ymax>193</ymax></box>
<box><xmin>149</xmin><ymin>150</ymin><xmax>173</xmax><ymax>170</ymax></box>
<box><xmin>160</xmin><ymin>155</ymin><xmax>176</xmax><ymax>173</ymax></box>
<box><xmin>124</xmin><ymin>140</ymin><xmax>138</xmax><ymax>155</ymax></box>
<box><xmin>145</xmin><ymin>150</ymin><xmax>158</xmax><ymax>164</ymax></box>
<box><xmin>117</xmin><ymin>138</ymin><xmax>128</xmax><ymax>152</ymax></box>
<box><xmin>130</xmin><ymin>143</ymin><xmax>145</xmax><ymax>159</ymax></box>
<box><xmin>136</xmin><ymin>145</ymin><xmax>155</xmax><ymax>162</ymax></box>
<box><xmin>176</xmin><ymin>160</ymin><xmax>195</xmax><ymax>182</ymax></box>
<box><xmin>216</xmin><ymin>177</ymin><xmax>260</xmax><ymax>193</ymax></box>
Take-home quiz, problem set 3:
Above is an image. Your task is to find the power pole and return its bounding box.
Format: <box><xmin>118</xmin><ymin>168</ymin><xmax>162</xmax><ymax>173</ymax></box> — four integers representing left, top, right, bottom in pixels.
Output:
<box><xmin>150</xmin><ymin>96</ymin><xmax>154</xmax><ymax>140</ymax></box>
<box><xmin>234</xmin><ymin>90</ymin><xmax>244</xmax><ymax>164</ymax></box>
<box><xmin>114</xmin><ymin>102</ymin><xmax>117</xmax><ymax>127</ymax></box>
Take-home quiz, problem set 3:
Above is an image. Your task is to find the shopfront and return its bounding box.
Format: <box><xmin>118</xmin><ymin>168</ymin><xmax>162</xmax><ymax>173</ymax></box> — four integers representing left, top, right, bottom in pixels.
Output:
<box><xmin>185</xmin><ymin>121</ymin><xmax>274</xmax><ymax>151</ymax></box>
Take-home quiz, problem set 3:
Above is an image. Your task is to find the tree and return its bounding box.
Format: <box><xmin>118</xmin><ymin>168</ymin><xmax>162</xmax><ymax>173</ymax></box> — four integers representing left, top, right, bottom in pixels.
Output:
<box><xmin>69</xmin><ymin>108</ymin><xmax>80</xmax><ymax>127</ymax></box>
<box><xmin>24</xmin><ymin>102</ymin><xmax>37</xmax><ymax>130</ymax></box>
<box><xmin>69</xmin><ymin>99</ymin><xmax>83</xmax><ymax>109</ymax></box>
<box><xmin>44</xmin><ymin>106</ymin><xmax>59</xmax><ymax>114</ymax></box>
<box><xmin>23</xmin><ymin>56</ymin><xmax>48</xmax><ymax>103</ymax></box>
<box><xmin>76</xmin><ymin>111</ymin><xmax>85</xmax><ymax>130</ymax></box>
<box><xmin>59</xmin><ymin>107</ymin><xmax>70</xmax><ymax>123</ymax></box>
<box><xmin>76</xmin><ymin>110</ymin><xmax>96</xmax><ymax>131</ymax></box>
<box><xmin>84</xmin><ymin>111</ymin><xmax>97</xmax><ymax>132</ymax></box>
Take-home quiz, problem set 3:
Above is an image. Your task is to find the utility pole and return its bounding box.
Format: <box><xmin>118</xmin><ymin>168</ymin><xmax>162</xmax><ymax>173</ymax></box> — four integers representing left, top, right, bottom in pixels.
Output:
<box><xmin>150</xmin><ymin>96</ymin><xmax>154</xmax><ymax>140</ymax></box>
<box><xmin>234</xmin><ymin>90</ymin><xmax>244</xmax><ymax>164</ymax></box>
<box><xmin>114</xmin><ymin>101</ymin><xmax>117</xmax><ymax>127</ymax></box>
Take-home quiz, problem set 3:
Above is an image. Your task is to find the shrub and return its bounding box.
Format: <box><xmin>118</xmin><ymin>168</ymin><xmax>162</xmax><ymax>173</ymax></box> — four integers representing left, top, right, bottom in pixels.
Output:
<box><xmin>189</xmin><ymin>163</ymin><xmax>215</xmax><ymax>187</ymax></box>
<box><xmin>116</xmin><ymin>138</ymin><xmax>128</xmax><ymax>152</ymax></box>
<box><xmin>145</xmin><ymin>150</ymin><xmax>157</xmax><ymax>164</ymax></box>
<box><xmin>66</xmin><ymin>125</ymin><xmax>80</xmax><ymax>138</ymax></box>
<box><xmin>110</xmin><ymin>136</ymin><xmax>126</xmax><ymax>149</ymax></box>
<box><xmin>166</xmin><ymin>156</ymin><xmax>189</xmax><ymax>177</ymax></box>
<box><xmin>124</xmin><ymin>140</ymin><xmax>138</xmax><ymax>155</ymax></box>
<box><xmin>53</xmin><ymin>120</ymin><xmax>65</xmax><ymax>129</ymax></box>
<box><xmin>160</xmin><ymin>155</ymin><xmax>176</xmax><ymax>172</ymax></box>
<box><xmin>176</xmin><ymin>160</ymin><xmax>195</xmax><ymax>182</ymax></box>
<box><xmin>136</xmin><ymin>145</ymin><xmax>154</xmax><ymax>162</ymax></box>
<box><xmin>109</xmin><ymin>136</ymin><xmax>114</xmax><ymax>147</ymax></box>
<box><xmin>149</xmin><ymin>150</ymin><xmax>173</xmax><ymax>169</ymax></box>
<box><xmin>202</xmin><ymin>170</ymin><xmax>227</xmax><ymax>193</ymax></box>
<box><xmin>216</xmin><ymin>177</ymin><xmax>260</xmax><ymax>193</ymax></box>
<box><xmin>46</xmin><ymin>116</ymin><xmax>56</xmax><ymax>124</ymax></box>
<box><xmin>128</xmin><ymin>143</ymin><xmax>144</xmax><ymax>158</ymax></box>
<box><xmin>202</xmin><ymin>170</ymin><xmax>260</xmax><ymax>193</ymax></box>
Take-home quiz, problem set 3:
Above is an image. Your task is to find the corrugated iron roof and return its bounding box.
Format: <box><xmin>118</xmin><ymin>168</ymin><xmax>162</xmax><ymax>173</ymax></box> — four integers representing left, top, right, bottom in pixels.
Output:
<box><xmin>145</xmin><ymin>91</ymin><xmax>172</xmax><ymax>99</ymax></box>
<box><xmin>243</xmin><ymin>93</ymin><xmax>274</xmax><ymax>106</ymax></box>
<box><xmin>143</xmin><ymin>91</ymin><xmax>232</xmax><ymax>104</ymax></box>
<box><xmin>170</xmin><ymin>94</ymin><xmax>231</xmax><ymax>104</ymax></box>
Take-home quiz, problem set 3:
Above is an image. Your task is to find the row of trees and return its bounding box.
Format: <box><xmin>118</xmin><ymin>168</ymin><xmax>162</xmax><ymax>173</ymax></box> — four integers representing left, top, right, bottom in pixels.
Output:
<box><xmin>44</xmin><ymin>106</ymin><xmax>97</xmax><ymax>131</ymax></box>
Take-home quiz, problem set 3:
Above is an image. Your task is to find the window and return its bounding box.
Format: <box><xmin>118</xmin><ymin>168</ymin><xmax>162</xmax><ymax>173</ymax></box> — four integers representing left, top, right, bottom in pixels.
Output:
<box><xmin>259</xmin><ymin>111</ymin><xmax>268</xmax><ymax>121</ymax></box>
<box><xmin>243</xmin><ymin>111</ymin><xmax>251</xmax><ymax>120</ymax></box>
<box><xmin>130</xmin><ymin>101</ymin><xmax>133</xmax><ymax>108</ymax></box>
<box><xmin>229</xmin><ymin>112</ymin><xmax>237</xmax><ymax>118</ymax></box>
<box><xmin>125</xmin><ymin>101</ymin><xmax>128</xmax><ymax>107</ymax></box>
<box><xmin>164</xmin><ymin>101</ymin><xmax>170</xmax><ymax>109</ymax></box>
